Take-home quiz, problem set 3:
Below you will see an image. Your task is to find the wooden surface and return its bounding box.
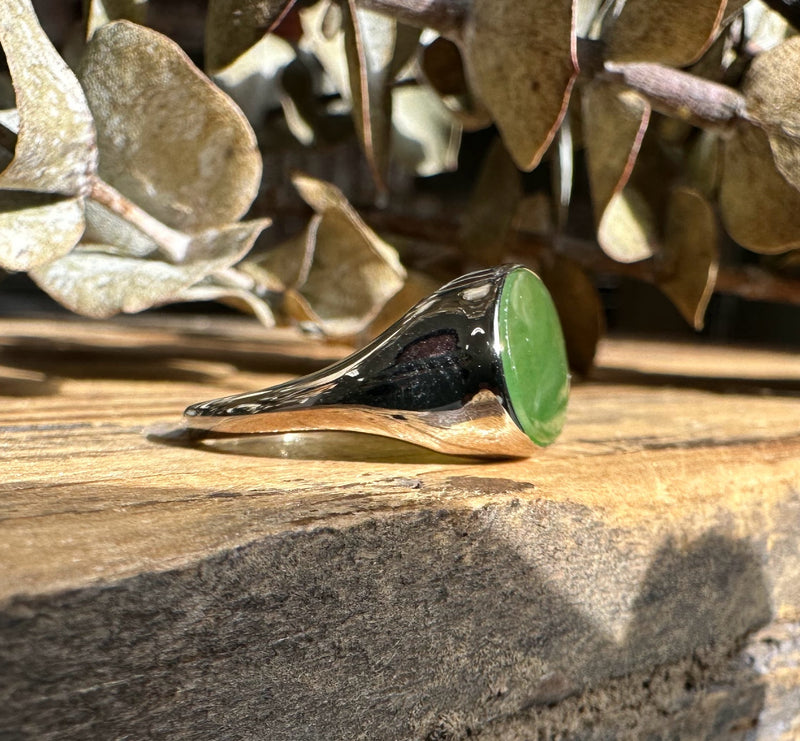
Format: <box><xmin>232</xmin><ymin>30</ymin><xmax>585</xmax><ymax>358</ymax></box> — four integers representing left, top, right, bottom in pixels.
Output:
<box><xmin>1</xmin><ymin>316</ymin><xmax>800</xmax><ymax>740</ymax></box>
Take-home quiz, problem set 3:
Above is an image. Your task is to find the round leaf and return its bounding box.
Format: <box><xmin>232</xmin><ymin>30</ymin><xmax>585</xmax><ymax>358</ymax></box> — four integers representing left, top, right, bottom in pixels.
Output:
<box><xmin>80</xmin><ymin>21</ymin><xmax>262</xmax><ymax>233</ymax></box>
<box><xmin>343</xmin><ymin>3</ymin><xmax>421</xmax><ymax>190</ymax></box>
<box><xmin>605</xmin><ymin>0</ymin><xmax>745</xmax><ymax>67</ymax></box>
<box><xmin>85</xmin><ymin>0</ymin><xmax>148</xmax><ymax>39</ymax></box>
<box><xmin>30</xmin><ymin>219</ymin><xmax>267</xmax><ymax>318</ymax></box>
<box><xmin>658</xmin><ymin>187</ymin><xmax>718</xmax><ymax>330</ymax></box>
<box><xmin>391</xmin><ymin>84</ymin><xmax>462</xmax><ymax>177</ymax></box>
<box><xmin>205</xmin><ymin>0</ymin><xmax>297</xmax><ymax>73</ymax></box>
<box><xmin>0</xmin><ymin>0</ymin><xmax>97</xmax><ymax>195</ymax></box>
<box><xmin>540</xmin><ymin>254</ymin><xmax>604</xmax><ymax>375</ymax></box>
<box><xmin>0</xmin><ymin>192</ymin><xmax>85</xmax><ymax>271</ymax></box>
<box><xmin>720</xmin><ymin>123</ymin><xmax>800</xmax><ymax>253</ymax></box>
<box><xmin>462</xmin><ymin>0</ymin><xmax>578</xmax><ymax>171</ymax></box>
<box><xmin>598</xmin><ymin>187</ymin><xmax>659</xmax><ymax>263</ymax></box>
<box><xmin>288</xmin><ymin>173</ymin><xmax>406</xmax><ymax>336</ymax></box>
<box><xmin>742</xmin><ymin>37</ymin><xmax>800</xmax><ymax>192</ymax></box>
<box><xmin>584</xmin><ymin>80</ymin><xmax>651</xmax><ymax>225</ymax></box>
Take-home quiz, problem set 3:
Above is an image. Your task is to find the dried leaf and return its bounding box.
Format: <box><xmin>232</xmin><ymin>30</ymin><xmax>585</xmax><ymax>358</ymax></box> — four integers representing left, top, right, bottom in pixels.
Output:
<box><xmin>741</xmin><ymin>37</ymin><xmax>800</xmax><ymax>192</ymax></box>
<box><xmin>598</xmin><ymin>187</ymin><xmax>659</xmax><ymax>263</ymax></box>
<box><xmin>180</xmin><ymin>281</ymin><xmax>277</xmax><ymax>327</ymax></box>
<box><xmin>212</xmin><ymin>33</ymin><xmax>296</xmax><ymax>127</ymax></box>
<box><xmin>30</xmin><ymin>220</ymin><xmax>266</xmax><ymax>318</ymax></box>
<box><xmin>459</xmin><ymin>138</ymin><xmax>521</xmax><ymax>264</ymax></box>
<box><xmin>392</xmin><ymin>85</ymin><xmax>461</xmax><ymax>177</ymax></box>
<box><xmin>286</xmin><ymin>173</ymin><xmax>406</xmax><ymax>336</ymax></box>
<box><xmin>584</xmin><ymin>80</ymin><xmax>654</xmax><ymax>262</ymax></box>
<box><xmin>462</xmin><ymin>0</ymin><xmax>578</xmax><ymax>170</ymax></box>
<box><xmin>420</xmin><ymin>36</ymin><xmax>491</xmax><ymax>131</ymax></box>
<box><xmin>606</xmin><ymin>0</ymin><xmax>746</xmax><ymax>67</ymax></box>
<box><xmin>0</xmin><ymin>192</ymin><xmax>85</xmax><ymax>271</ymax></box>
<box><xmin>0</xmin><ymin>0</ymin><xmax>97</xmax><ymax>195</ymax></box>
<box><xmin>576</xmin><ymin>0</ymin><xmax>605</xmax><ymax>36</ymax></box>
<box><xmin>584</xmin><ymin>81</ymin><xmax>650</xmax><ymax>219</ymax></box>
<box><xmin>743</xmin><ymin>0</ymin><xmax>793</xmax><ymax>52</ymax></box>
<box><xmin>80</xmin><ymin>21</ymin><xmax>262</xmax><ymax>233</ymax></box>
<box><xmin>299</xmin><ymin>1</ymin><xmax>350</xmax><ymax>102</ymax></box>
<box><xmin>85</xmin><ymin>0</ymin><xmax>148</xmax><ymax>39</ymax></box>
<box><xmin>658</xmin><ymin>187</ymin><xmax>718</xmax><ymax>330</ymax></box>
<box><xmin>540</xmin><ymin>254</ymin><xmax>603</xmax><ymax>375</ymax></box>
<box><xmin>343</xmin><ymin>3</ymin><xmax>420</xmax><ymax>190</ymax></box>
<box><xmin>720</xmin><ymin>123</ymin><xmax>800</xmax><ymax>253</ymax></box>
<box><xmin>205</xmin><ymin>0</ymin><xmax>297</xmax><ymax>73</ymax></box>
<box><xmin>686</xmin><ymin>130</ymin><xmax>722</xmax><ymax>199</ymax></box>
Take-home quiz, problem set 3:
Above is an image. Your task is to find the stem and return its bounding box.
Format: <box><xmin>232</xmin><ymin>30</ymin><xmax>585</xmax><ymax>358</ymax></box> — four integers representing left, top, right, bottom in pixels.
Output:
<box><xmin>362</xmin><ymin>209</ymin><xmax>800</xmax><ymax>308</ymax></box>
<box><xmin>88</xmin><ymin>176</ymin><xmax>191</xmax><ymax>263</ymax></box>
<box><xmin>354</xmin><ymin>0</ymin><xmax>468</xmax><ymax>35</ymax></box>
<box><xmin>603</xmin><ymin>62</ymin><xmax>746</xmax><ymax>131</ymax></box>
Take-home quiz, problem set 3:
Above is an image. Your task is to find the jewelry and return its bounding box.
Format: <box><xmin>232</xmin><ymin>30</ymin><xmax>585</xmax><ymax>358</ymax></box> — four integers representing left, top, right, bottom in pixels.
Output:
<box><xmin>182</xmin><ymin>264</ymin><xmax>569</xmax><ymax>458</ymax></box>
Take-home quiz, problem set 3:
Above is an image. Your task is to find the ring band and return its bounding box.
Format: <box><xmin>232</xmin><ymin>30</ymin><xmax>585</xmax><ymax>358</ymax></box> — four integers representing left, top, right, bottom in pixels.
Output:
<box><xmin>182</xmin><ymin>264</ymin><xmax>569</xmax><ymax>458</ymax></box>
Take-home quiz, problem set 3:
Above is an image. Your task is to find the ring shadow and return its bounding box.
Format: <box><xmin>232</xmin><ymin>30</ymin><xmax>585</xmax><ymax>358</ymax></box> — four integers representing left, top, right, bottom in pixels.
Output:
<box><xmin>147</xmin><ymin>426</ymin><xmax>488</xmax><ymax>465</ymax></box>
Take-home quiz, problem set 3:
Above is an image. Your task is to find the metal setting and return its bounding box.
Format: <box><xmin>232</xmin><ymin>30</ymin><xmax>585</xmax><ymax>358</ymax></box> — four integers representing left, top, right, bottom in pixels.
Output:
<box><xmin>182</xmin><ymin>265</ymin><xmax>562</xmax><ymax>458</ymax></box>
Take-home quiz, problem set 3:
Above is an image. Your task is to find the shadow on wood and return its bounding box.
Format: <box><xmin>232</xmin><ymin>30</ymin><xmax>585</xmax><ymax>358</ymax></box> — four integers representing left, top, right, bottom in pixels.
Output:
<box><xmin>0</xmin><ymin>508</ymin><xmax>771</xmax><ymax>739</ymax></box>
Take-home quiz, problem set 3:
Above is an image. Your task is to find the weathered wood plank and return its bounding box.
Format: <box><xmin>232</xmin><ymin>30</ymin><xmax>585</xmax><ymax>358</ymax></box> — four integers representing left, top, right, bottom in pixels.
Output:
<box><xmin>1</xmin><ymin>317</ymin><xmax>799</xmax><ymax>739</ymax></box>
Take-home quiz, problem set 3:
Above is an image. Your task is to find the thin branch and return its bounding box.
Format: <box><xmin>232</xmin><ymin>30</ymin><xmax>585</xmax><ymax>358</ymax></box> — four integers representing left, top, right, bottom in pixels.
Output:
<box><xmin>363</xmin><ymin>209</ymin><xmax>800</xmax><ymax>308</ymax></box>
<box><xmin>602</xmin><ymin>61</ymin><xmax>746</xmax><ymax>131</ymax></box>
<box><xmin>88</xmin><ymin>176</ymin><xmax>191</xmax><ymax>264</ymax></box>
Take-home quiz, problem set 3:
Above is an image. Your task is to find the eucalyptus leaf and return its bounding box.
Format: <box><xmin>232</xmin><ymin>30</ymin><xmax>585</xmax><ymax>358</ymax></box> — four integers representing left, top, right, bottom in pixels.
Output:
<box><xmin>343</xmin><ymin>2</ymin><xmax>420</xmax><ymax>190</ymax></box>
<box><xmin>179</xmin><ymin>281</ymin><xmax>277</xmax><ymax>327</ymax></box>
<box><xmin>0</xmin><ymin>0</ymin><xmax>97</xmax><ymax>195</ymax></box>
<box><xmin>80</xmin><ymin>21</ymin><xmax>262</xmax><ymax>233</ymax></box>
<box><xmin>392</xmin><ymin>85</ymin><xmax>461</xmax><ymax>177</ymax></box>
<box><xmin>459</xmin><ymin>138</ymin><xmax>521</xmax><ymax>264</ymax></box>
<box><xmin>283</xmin><ymin>173</ymin><xmax>406</xmax><ymax>336</ymax></box>
<box><xmin>30</xmin><ymin>219</ymin><xmax>267</xmax><ymax>318</ymax></box>
<box><xmin>743</xmin><ymin>0</ymin><xmax>793</xmax><ymax>51</ymax></box>
<box><xmin>540</xmin><ymin>254</ymin><xmax>604</xmax><ymax>375</ymax></box>
<box><xmin>720</xmin><ymin>123</ymin><xmax>800</xmax><ymax>253</ymax></box>
<box><xmin>686</xmin><ymin>130</ymin><xmax>722</xmax><ymax>199</ymax></box>
<box><xmin>205</xmin><ymin>0</ymin><xmax>297</xmax><ymax>73</ymax></box>
<box><xmin>462</xmin><ymin>0</ymin><xmax>578</xmax><ymax>171</ymax></box>
<box><xmin>584</xmin><ymin>80</ymin><xmax>653</xmax><ymax>262</ymax></box>
<box><xmin>598</xmin><ymin>187</ymin><xmax>659</xmax><ymax>263</ymax></box>
<box><xmin>211</xmin><ymin>33</ymin><xmax>296</xmax><ymax>127</ymax></box>
<box><xmin>576</xmin><ymin>0</ymin><xmax>606</xmax><ymax>36</ymax></box>
<box><xmin>658</xmin><ymin>187</ymin><xmax>718</xmax><ymax>330</ymax></box>
<box><xmin>84</xmin><ymin>0</ymin><xmax>148</xmax><ymax>39</ymax></box>
<box><xmin>299</xmin><ymin>1</ymin><xmax>350</xmax><ymax>104</ymax></box>
<box><xmin>606</xmin><ymin>0</ymin><xmax>746</xmax><ymax>67</ymax></box>
<box><xmin>0</xmin><ymin>191</ymin><xmax>85</xmax><ymax>271</ymax></box>
<box><xmin>420</xmin><ymin>36</ymin><xmax>491</xmax><ymax>131</ymax></box>
<box><xmin>584</xmin><ymin>81</ymin><xmax>650</xmax><ymax>215</ymax></box>
<box><xmin>741</xmin><ymin>37</ymin><xmax>800</xmax><ymax>192</ymax></box>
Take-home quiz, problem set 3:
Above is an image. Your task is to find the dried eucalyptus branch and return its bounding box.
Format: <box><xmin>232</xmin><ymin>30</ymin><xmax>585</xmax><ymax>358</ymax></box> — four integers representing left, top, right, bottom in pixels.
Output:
<box><xmin>88</xmin><ymin>177</ymin><xmax>191</xmax><ymax>263</ymax></box>
<box><xmin>601</xmin><ymin>62</ymin><xmax>746</xmax><ymax>130</ymax></box>
<box><xmin>362</xmin><ymin>209</ymin><xmax>800</xmax><ymax>308</ymax></box>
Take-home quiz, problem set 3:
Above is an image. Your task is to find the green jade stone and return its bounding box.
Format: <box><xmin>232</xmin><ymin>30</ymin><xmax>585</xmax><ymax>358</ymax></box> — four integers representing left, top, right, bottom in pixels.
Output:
<box><xmin>496</xmin><ymin>267</ymin><xmax>569</xmax><ymax>446</ymax></box>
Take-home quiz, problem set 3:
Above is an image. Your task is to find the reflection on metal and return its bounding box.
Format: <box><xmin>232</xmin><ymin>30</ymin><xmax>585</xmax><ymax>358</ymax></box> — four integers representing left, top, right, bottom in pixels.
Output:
<box><xmin>183</xmin><ymin>265</ymin><xmax>547</xmax><ymax>458</ymax></box>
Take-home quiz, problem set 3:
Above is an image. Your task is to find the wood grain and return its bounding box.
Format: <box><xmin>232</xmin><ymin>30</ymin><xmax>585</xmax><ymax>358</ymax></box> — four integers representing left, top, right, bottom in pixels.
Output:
<box><xmin>1</xmin><ymin>317</ymin><xmax>799</xmax><ymax>739</ymax></box>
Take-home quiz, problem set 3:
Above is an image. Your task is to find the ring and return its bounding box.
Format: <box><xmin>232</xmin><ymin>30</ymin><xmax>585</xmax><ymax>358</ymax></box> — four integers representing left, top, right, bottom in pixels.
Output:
<box><xmin>182</xmin><ymin>264</ymin><xmax>569</xmax><ymax>458</ymax></box>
